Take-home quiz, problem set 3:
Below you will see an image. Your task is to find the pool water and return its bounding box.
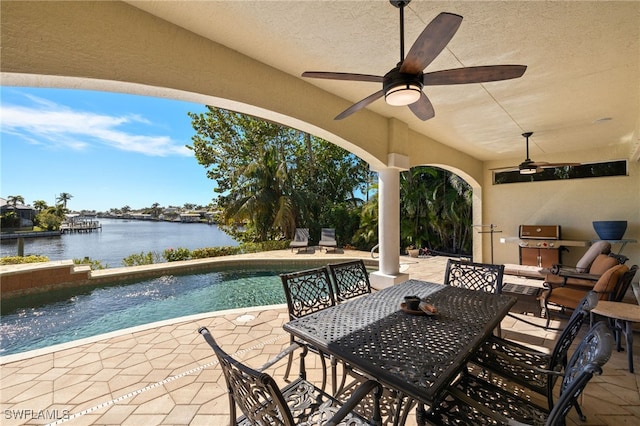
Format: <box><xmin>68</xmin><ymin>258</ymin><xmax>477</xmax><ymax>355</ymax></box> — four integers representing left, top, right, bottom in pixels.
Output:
<box><xmin>0</xmin><ymin>263</ymin><xmax>321</xmax><ymax>357</ymax></box>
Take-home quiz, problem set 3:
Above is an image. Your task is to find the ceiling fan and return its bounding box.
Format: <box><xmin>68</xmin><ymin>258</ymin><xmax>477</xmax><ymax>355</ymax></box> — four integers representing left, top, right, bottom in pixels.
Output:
<box><xmin>301</xmin><ymin>0</ymin><xmax>527</xmax><ymax>121</ymax></box>
<box><xmin>493</xmin><ymin>132</ymin><xmax>581</xmax><ymax>175</ymax></box>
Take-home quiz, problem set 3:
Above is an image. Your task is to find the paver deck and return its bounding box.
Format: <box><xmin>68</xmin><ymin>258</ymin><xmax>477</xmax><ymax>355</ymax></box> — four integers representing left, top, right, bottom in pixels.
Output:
<box><xmin>1</xmin><ymin>251</ymin><xmax>638</xmax><ymax>425</ymax></box>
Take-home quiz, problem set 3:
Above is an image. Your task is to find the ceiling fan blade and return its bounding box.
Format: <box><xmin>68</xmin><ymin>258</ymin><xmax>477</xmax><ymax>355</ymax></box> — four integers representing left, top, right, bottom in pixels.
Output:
<box><xmin>302</xmin><ymin>71</ymin><xmax>383</xmax><ymax>83</ymax></box>
<box><xmin>490</xmin><ymin>165</ymin><xmax>519</xmax><ymax>171</ymax></box>
<box><xmin>335</xmin><ymin>90</ymin><xmax>385</xmax><ymax>120</ymax></box>
<box><xmin>536</xmin><ymin>162</ymin><xmax>581</xmax><ymax>168</ymax></box>
<box><xmin>400</xmin><ymin>13</ymin><xmax>463</xmax><ymax>74</ymax></box>
<box><xmin>491</xmin><ymin>162</ymin><xmax>580</xmax><ymax>172</ymax></box>
<box><xmin>408</xmin><ymin>92</ymin><xmax>435</xmax><ymax>121</ymax></box>
<box><xmin>422</xmin><ymin>65</ymin><xmax>527</xmax><ymax>86</ymax></box>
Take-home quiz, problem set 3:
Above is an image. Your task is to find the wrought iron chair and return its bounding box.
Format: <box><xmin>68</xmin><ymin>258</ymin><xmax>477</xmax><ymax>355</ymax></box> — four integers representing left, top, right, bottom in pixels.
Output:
<box><xmin>423</xmin><ymin>321</ymin><xmax>613</xmax><ymax>426</ymax></box>
<box><xmin>328</xmin><ymin>259</ymin><xmax>372</xmax><ymax>302</ymax></box>
<box><xmin>542</xmin><ymin>263</ymin><xmax>637</xmax><ymax>328</ymax></box>
<box><xmin>470</xmin><ymin>291</ymin><xmax>598</xmax><ymax>421</ymax></box>
<box><xmin>444</xmin><ymin>259</ymin><xmax>505</xmax><ymax>294</ymax></box>
<box><xmin>280</xmin><ymin>266</ymin><xmax>336</xmax><ymax>391</ymax></box>
<box><xmin>198</xmin><ymin>327</ymin><xmax>383</xmax><ymax>426</ymax></box>
<box><xmin>444</xmin><ymin>259</ymin><xmax>505</xmax><ymax>335</ymax></box>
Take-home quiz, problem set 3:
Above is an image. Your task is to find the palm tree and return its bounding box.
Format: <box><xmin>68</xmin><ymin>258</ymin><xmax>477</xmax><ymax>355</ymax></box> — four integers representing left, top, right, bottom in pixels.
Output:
<box><xmin>151</xmin><ymin>202</ymin><xmax>161</xmax><ymax>218</ymax></box>
<box><xmin>33</xmin><ymin>200</ymin><xmax>48</xmax><ymax>212</ymax></box>
<box><xmin>7</xmin><ymin>195</ymin><xmax>25</xmax><ymax>207</ymax></box>
<box><xmin>56</xmin><ymin>192</ymin><xmax>73</xmax><ymax>209</ymax></box>
<box><xmin>400</xmin><ymin>166</ymin><xmax>473</xmax><ymax>255</ymax></box>
<box><xmin>223</xmin><ymin>144</ymin><xmax>295</xmax><ymax>241</ymax></box>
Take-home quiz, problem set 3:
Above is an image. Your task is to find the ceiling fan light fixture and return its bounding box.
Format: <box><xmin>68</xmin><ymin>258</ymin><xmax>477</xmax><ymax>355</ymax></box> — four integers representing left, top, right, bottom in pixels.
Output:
<box><xmin>519</xmin><ymin>166</ymin><xmax>538</xmax><ymax>175</ymax></box>
<box><xmin>385</xmin><ymin>83</ymin><xmax>422</xmax><ymax>106</ymax></box>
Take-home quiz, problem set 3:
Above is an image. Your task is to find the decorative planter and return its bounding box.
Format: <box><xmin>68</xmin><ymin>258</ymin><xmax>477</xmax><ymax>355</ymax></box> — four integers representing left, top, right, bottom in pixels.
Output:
<box><xmin>407</xmin><ymin>249</ymin><xmax>420</xmax><ymax>258</ymax></box>
<box><xmin>592</xmin><ymin>220</ymin><xmax>627</xmax><ymax>240</ymax></box>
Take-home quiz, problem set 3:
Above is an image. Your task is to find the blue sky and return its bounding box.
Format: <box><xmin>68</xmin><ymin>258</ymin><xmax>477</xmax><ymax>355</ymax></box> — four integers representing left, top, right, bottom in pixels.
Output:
<box><xmin>1</xmin><ymin>87</ymin><xmax>216</xmax><ymax>212</ymax></box>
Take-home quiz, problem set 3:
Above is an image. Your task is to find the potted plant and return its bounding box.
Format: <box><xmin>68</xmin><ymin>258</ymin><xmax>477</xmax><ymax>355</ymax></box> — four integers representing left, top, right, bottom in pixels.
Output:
<box><xmin>406</xmin><ymin>245</ymin><xmax>420</xmax><ymax>258</ymax></box>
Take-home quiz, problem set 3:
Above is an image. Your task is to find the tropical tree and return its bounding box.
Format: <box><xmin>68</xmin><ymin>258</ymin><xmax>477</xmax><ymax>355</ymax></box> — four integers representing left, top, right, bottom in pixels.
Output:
<box><xmin>187</xmin><ymin>107</ymin><xmax>370</xmax><ymax>243</ymax></box>
<box><xmin>36</xmin><ymin>210</ymin><xmax>63</xmax><ymax>231</ymax></box>
<box><xmin>150</xmin><ymin>202</ymin><xmax>161</xmax><ymax>218</ymax></box>
<box><xmin>33</xmin><ymin>200</ymin><xmax>48</xmax><ymax>212</ymax></box>
<box><xmin>351</xmin><ymin>189</ymin><xmax>379</xmax><ymax>250</ymax></box>
<box><xmin>399</xmin><ymin>166</ymin><xmax>473</xmax><ymax>255</ymax></box>
<box><xmin>56</xmin><ymin>192</ymin><xmax>73</xmax><ymax>209</ymax></box>
<box><xmin>7</xmin><ymin>195</ymin><xmax>25</xmax><ymax>207</ymax></box>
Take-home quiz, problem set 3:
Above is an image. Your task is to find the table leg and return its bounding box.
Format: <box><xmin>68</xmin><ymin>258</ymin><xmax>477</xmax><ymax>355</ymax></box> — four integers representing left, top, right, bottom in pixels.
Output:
<box><xmin>624</xmin><ymin>320</ymin><xmax>634</xmax><ymax>373</ymax></box>
<box><xmin>616</xmin><ymin>319</ymin><xmax>623</xmax><ymax>352</ymax></box>
<box><xmin>415</xmin><ymin>403</ymin><xmax>427</xmax><ymax>426</ymax></box>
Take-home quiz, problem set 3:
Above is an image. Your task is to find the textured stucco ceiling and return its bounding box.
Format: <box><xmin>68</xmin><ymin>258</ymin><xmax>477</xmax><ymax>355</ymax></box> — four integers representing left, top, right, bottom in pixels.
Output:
<box><xmin>126</xmin><ymin>0</ymin><xmax>640</xmax><ymax>164</ymax></box>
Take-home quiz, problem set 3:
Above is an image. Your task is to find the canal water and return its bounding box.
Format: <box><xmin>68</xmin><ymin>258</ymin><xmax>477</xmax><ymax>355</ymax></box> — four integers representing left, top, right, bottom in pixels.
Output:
<box><xmin>0</xmin><ymin>218</ymin><xmax>239</xmax><ymax>267</ymax></box>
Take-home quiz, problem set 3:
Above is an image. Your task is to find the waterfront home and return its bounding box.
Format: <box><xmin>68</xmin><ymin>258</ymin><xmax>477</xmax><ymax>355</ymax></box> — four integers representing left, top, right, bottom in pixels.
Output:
<box><xmin>0</xmin><ymin>197</ymin><xmax>35</xmax><ymax>228</ymax></box>
<box><xmin>179</xmin><ymin>213</ymin><xmax>201</xmax><ymax>223</ymax></box>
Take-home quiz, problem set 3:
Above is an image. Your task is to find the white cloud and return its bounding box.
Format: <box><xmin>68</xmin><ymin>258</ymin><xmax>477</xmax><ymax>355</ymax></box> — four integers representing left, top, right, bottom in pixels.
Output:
<box><xmin>0</xmin><ymin>97</ymin><xmax>191</xmax><ymax>157</ymax></box>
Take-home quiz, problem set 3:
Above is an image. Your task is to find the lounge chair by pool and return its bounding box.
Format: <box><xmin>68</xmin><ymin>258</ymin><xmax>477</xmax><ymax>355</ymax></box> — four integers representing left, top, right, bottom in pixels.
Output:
<box><xmin>289</xmin><ymin>228</ymin><xmax>309</xmax><ymax>252</ymax></box>
<box><xmin>319</xmin><ymin>228</ymin><xmax>337</xmax><ymax>252</ymax></box>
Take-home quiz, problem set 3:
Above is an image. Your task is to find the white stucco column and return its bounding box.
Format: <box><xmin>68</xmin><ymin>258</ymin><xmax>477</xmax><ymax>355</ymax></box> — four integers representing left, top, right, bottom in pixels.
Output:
<box><xmin>370</xmin><ymin>153</ymin><xmax>410</xmax><ymax>289</ymax></box>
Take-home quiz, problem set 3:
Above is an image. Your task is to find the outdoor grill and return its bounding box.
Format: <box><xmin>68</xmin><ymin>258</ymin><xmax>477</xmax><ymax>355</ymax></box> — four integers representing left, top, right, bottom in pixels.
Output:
<box><xmin>517</xmin><ymin>225</ymin><xmax>589</xmax><ymax>268</ymax></box>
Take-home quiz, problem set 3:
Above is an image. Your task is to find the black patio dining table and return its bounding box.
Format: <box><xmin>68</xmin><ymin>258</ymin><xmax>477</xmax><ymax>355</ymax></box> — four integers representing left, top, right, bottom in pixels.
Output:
<box><xmin>283</xmin><ymin>279</ymin><xmax>516</xmax><ymax>423</ymax></box>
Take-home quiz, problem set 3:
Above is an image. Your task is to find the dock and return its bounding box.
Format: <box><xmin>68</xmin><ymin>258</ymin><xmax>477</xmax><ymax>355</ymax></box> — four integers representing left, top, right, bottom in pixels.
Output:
<box><xmin>60</xmin><ymin>220</ymin><xmax>102</xmax><ymax>234</ymax></box>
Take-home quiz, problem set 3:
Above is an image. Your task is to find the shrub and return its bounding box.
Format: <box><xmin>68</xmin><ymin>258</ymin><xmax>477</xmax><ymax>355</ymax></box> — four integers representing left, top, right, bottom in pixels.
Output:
<box><xmin>240</xmin><ymin>240</ymin><xmax>290</xmax><ymax>253</ymax></box>
<box><xmin>0</xmin><ymin>255</ymin><xmax>50</xmax><ymax>265</ymax></box>
<box><xmin>191</xmin><ymin>246</ymin><xmax>241</xmax><ymax>258</ymax></box>
<box><xmin>35</xmin><ymin>211</ymin><xmax>62</xmax><ymax>231</ymax></box>
<box><xmin>73</xmin><ymin>257</ymin><xmax>106</xmax><ymax>270</ymax></box>
<box><xmin>163</xmin><ymin>247</ymin><xmax>191</xmax><ymax>262</ymax></box>
<box><xmin>122</xmin><ymin>251</ymin><xmax>162</xmax><ymax>267</ymax></box>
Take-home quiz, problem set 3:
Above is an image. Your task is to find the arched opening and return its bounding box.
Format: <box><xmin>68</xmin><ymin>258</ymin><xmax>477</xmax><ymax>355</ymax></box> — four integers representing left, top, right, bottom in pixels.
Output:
<box><xmin>402</xmin><ymin>165</ymin><xmax>484</xmax><ymax>263</ymax></box>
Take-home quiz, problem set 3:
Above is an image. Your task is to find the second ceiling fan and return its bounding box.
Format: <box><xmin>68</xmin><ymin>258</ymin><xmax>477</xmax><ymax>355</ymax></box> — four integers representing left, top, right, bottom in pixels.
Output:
<box><xmin>302</xmin><ymin>0</ymin><xmax>527</xmax><ymax>121</ymax></box>
<box><xmin>493</xmin><ymin>132</ymin><xmax>581</xmax><ymax>175</ymax></box>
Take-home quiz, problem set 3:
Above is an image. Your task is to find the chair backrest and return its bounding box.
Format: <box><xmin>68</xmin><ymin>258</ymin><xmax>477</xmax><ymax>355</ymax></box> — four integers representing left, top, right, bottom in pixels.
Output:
<box><xmin>588</xmin><ymin>253</ymin><xmax>620</xmax><ymax>275</ymax></box>
<box><xmin>280</xmin><ymin>266</ymin><xmax>336</xmax><ymax>320</ymax></box>
<box><xmin>610</xmin><ymin>265</ymin><xmax>638</xmax><ymax>302</ymax></box>
<box><xmin>444</xmin><ymin>259</ymin><xmax>505</xmax><ymax>294</ymax></box>
<box><xmin>545</xmin><ymin>321</ymin><xmax>613</xmax><ymax>425</ymax></box>
<box><xmin>328</xmin><ymin>259</ymin><xmax>372</xmax><ymax>302</ymax></box>
<box><xmin>199</xmin><ymin>327</ymin><xmax>296</xmax><ymax>426</ymax></box>
<box><xmin>575</xmin><ymin>241</ymin><xmax>611</xmax><ymax>272</ymax></box>
<box><xmin>592</xmin><ymin>264</ymin><xmax>630</xmax><ymax>300</ymax></box>
<box><xmin>547</xmin><ymin>292</ymin><xmax>598</xmax><ymax>377</ymax></box>
<box><xmin>293</xmin><ymin>228</ymin><xmax>309</xmax><ymax>242</ymax></box>
<box><xmin>320</xmin><ymin>228</ymin><xmax>336</xmax><ymax>241</ymax></box>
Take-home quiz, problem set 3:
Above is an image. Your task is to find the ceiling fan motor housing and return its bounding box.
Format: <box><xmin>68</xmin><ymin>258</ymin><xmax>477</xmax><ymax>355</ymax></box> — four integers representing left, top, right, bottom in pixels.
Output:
<box><xmin>383</xmin><ymin>65</ymin><xmax>424</xmax><ymax>105</ymax></box>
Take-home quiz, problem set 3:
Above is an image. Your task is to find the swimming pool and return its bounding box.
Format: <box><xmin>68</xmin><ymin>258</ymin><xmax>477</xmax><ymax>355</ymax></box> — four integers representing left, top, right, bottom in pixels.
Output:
<box><xmin>0</xmin><ymin>261</ymin><xmax>335</xmax><ymax>357</ymax></box>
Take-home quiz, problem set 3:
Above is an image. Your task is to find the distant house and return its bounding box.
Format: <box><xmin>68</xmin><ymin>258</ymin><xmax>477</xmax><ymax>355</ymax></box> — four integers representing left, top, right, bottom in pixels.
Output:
<box><xmin>130</xmin><ymin>213</ymin><xmax>153</xmax><ymax>220</ymax></box>
<box><xmin>0</xmin><ymin>197</ymin><xmax>36</xmax><ymax>227</ymax></box>
<box><xmin>179</xmin><ymin>213</ymin><xmax>201</xmax><ymax>223</ymax></box>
